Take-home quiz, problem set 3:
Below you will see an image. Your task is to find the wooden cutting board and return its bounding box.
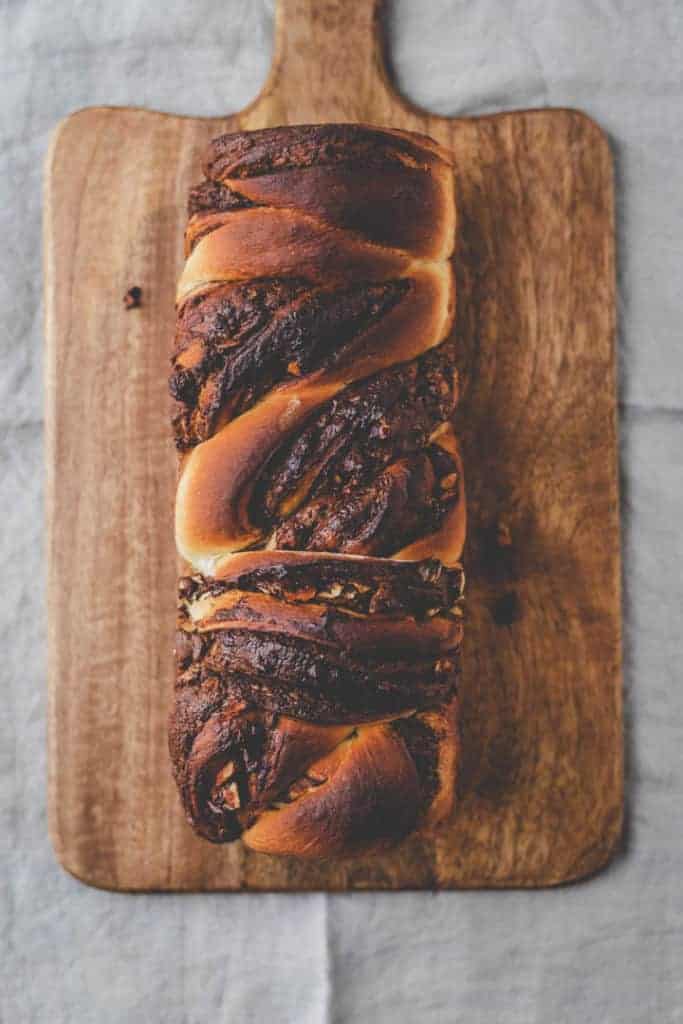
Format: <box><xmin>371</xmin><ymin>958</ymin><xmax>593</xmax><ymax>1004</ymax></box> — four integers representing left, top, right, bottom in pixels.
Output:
<box><xmin>44</xmin><ymin>0</ymin><xmax>622</xmax><ymax>890</ymax></box>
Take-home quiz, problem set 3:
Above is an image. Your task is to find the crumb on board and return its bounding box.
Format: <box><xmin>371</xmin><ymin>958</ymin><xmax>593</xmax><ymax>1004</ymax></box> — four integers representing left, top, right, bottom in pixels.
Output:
<box><xmin>491</xmin><ymin>591</ymin><xmax>523</xmax><ymax>627</ymax></box>
<box><xmin>123</xmin><ymin>286</ymin><xmax>143</xmax><ymax>309</ymax></box>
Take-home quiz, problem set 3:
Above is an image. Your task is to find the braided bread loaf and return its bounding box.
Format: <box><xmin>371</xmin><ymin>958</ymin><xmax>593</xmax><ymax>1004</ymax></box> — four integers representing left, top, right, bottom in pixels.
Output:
<box><xmin>169</xmin><ymin>124</ymin><xmax>465</xmax><ymax>858</ymax></box>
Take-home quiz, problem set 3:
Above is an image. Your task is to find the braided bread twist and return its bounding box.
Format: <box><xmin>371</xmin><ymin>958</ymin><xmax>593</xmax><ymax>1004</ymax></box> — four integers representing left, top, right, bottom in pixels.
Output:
<box><xmin>169</xmin><ymin>125</ymin><xmax>465</xmax><ymax>858</ymax></box>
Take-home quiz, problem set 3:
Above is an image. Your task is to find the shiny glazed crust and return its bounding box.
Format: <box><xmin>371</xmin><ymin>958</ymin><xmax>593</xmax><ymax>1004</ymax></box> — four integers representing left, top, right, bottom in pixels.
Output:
<box><xmin>169</xmin><ymin>123</ymin><xmax>465</xmax><ymax>858</ymax></box>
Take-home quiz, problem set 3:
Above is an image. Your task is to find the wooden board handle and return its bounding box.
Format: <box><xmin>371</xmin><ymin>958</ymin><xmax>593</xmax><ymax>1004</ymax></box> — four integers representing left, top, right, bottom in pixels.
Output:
<box><xmin>242</xmin><ymin>0</ymin><xmax>401</xmax><ymax>127</ymax></box>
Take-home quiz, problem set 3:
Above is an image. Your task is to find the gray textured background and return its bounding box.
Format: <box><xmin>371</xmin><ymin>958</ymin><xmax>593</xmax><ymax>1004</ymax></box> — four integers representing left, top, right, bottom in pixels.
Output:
<box><xmin>2</xmin><ymin>1</ymin><xmax>682</xmax><ymax>1021</ymax></box>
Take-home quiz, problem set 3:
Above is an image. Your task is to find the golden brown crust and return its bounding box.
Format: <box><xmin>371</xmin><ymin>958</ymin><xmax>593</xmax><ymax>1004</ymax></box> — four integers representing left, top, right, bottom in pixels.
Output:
<box><xmin>242</xmin><ymin>724</ymin><xmax>422</xmax><ymax>858</ymax></box>
<box><xmin>169</xmin><ymin>123</ymin><xmax>464</xmax><ymax>858</ymax></box>
<box><xmin>175</xmin><ymin>264</ymin><xmax>456</xmax><ymax>569</ymax></box>
<box><xmin>178</xmin><ymin>208</ymin><xmax>420</xmax><ymax>301</ymax></box>
<box><xmin>193</xmin><ymin>123</ymin><xmax>456</xmax><ymax>259</ymax></box>
<box><xmin>201</xmin><ymin>124</ymin><xmax>454</xmax><ymax>181</ymax></box>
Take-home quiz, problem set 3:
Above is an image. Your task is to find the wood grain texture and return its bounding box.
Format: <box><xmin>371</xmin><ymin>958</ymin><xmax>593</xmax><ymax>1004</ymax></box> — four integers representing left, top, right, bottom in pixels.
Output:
<box><xmin>44</xmin><ymin>0</ymin><xmax>622</xmax><ymax>890</ymax></box>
